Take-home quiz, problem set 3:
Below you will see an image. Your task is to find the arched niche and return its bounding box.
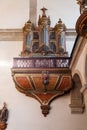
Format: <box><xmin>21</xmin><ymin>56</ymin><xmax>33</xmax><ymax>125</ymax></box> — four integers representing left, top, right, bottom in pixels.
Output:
<box><xmin>70</xmin><ymin>74</ymin><xmax>85</xmax><ymax>113</ymax></box>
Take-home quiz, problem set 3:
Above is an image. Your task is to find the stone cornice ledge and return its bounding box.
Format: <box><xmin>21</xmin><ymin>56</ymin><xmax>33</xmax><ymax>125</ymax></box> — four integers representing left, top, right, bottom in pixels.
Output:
<box><xmin>0</xmin><ymin>28</ymin><xmax>76</xmax><ymax>41</ymax></box>
<box><xmin>0</xmin><ymin>29</ymin><xmax>23</xmax><ymax>41</ymax></box>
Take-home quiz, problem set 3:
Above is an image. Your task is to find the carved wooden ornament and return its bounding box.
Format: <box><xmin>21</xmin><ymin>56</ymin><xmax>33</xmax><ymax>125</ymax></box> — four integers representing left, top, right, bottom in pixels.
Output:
<box><xmin>12</xmin><ymin>7</ymin><xmax>72</xmax><ymax>116</ymax></box>
<box><xmin>76</xmin><ymin>10</ymin><xmax>87</xmax><ymax>36</ymax></box>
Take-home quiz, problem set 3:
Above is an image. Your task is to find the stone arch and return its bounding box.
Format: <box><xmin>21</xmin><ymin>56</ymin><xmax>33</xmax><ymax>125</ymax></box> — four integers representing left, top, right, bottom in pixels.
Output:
<box><xmin>72</xmin><ymin>70</ymin><xmax>84</xmax><ymax>87</ymax></box>
<box><xmin>70</xmin><ymin>73</ymin><xmax>85</xmax><ymax>113</ymax></box>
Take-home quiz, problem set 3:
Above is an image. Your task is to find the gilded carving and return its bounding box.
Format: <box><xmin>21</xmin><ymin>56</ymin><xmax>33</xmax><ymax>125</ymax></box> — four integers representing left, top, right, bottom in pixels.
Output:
<box><xmin>12</xmin><ymin>7</ymin><xmax>72</xmax><ymax>116</ymax></box>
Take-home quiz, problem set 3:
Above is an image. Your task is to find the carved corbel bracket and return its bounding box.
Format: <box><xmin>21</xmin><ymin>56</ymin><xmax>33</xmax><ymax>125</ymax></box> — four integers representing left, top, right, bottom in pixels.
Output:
<box><xmin>12</xmin><ymin>67</ymin><xmax>72</xmax><ymax>116</ymax></box>
<box><xmin>26</xmin><ymin>91</ymin><xmax>65</xmax><ymax>117</ymax></box>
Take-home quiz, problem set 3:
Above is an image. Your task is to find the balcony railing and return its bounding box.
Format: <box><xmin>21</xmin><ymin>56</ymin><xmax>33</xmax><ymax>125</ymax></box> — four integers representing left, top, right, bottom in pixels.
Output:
<box><xmin>13</xmin><ymin>57</ymin><xmax>70</xmax><ymax>68</ymax></box>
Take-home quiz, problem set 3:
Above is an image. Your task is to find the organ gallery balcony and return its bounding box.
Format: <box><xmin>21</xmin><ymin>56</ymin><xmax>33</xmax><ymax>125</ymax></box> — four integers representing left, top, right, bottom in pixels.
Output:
<box><xmin>11</xmin><ymin>7</ymin><xmax>72</xmax><ymax>116</ymax></box>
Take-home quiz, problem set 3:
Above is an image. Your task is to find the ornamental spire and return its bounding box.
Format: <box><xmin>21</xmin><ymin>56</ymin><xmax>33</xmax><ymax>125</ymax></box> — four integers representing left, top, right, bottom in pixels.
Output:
<box><xmin>41</xmin><ymin>7</ymin><xmax>47</xmax><ymax>17</ymax></box>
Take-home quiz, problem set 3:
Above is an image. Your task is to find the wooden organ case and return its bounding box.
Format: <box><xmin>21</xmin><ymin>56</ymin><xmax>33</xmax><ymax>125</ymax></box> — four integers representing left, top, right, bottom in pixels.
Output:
<box><xmin>11</xmin><ymin>7</ymin><xmax>72</xmax><ymax>116</ymax></box>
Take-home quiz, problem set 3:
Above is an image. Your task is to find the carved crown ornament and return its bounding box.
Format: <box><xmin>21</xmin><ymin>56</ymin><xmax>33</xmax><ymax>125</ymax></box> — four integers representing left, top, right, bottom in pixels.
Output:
<box><xmin>11</xmin><ymin>7</ymin><xmax>72</xmax><ymax>116</ymax></box>
<box><xmin>76</xmin><ymin>0</ymin><xmax>87</xmax><ymax>36</ymax></box>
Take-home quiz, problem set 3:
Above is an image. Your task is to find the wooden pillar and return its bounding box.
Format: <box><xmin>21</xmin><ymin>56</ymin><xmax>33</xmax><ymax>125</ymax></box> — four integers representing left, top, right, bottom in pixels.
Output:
<box><xmin>29</xmin><ymin>0</ymin><xmax>37</xmax><ymax>25</ymax></box>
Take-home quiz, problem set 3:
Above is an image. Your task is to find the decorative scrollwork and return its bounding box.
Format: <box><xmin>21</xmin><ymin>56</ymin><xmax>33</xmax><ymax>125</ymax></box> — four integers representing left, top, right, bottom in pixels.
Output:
<box><xmin>42</xmin><ymin>71</ymin><xmax>49</xmax><ymax>86</ymax></box>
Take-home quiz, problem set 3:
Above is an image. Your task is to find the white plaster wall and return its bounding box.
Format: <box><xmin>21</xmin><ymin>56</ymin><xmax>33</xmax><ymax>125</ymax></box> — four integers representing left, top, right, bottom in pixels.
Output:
<box><xmin>37</xmin><ymin>0</ymin><xmax>80</xmax><ymax>28</ymax></box>
<box><xmin>0</xmin><ymin>0</ymin><xmax>29</xmax><ymax>28</ymax></box>
<box><xmin>0</xmin><ymin>42</ymin><xmax>87</xmax><ymax>130</ymax></box>
<box><xmin>0</xmin><ymin>0</ymin><xmax>79</xmax><ymax>28</ymax></box>
<box><xmin>0</xmin><ymin>1</ymin><xmax>87</xmax><ymax>130</ymax></box>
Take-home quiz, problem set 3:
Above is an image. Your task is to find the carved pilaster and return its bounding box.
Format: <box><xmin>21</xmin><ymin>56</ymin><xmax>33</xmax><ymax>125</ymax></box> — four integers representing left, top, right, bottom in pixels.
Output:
<box><xmin>69</xmin><ymin>74</ymin><xmax>85</xmax><ymax>113</ymax></box>
<box><xmin>80</xmin><ymin>84</ymin><xmax>87</xmax><ymax>111</ymax></box>
<box><xmin>69</xmin><ymin>95</ymin><xmax>84</xmax><ymax>113</ymax></box>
